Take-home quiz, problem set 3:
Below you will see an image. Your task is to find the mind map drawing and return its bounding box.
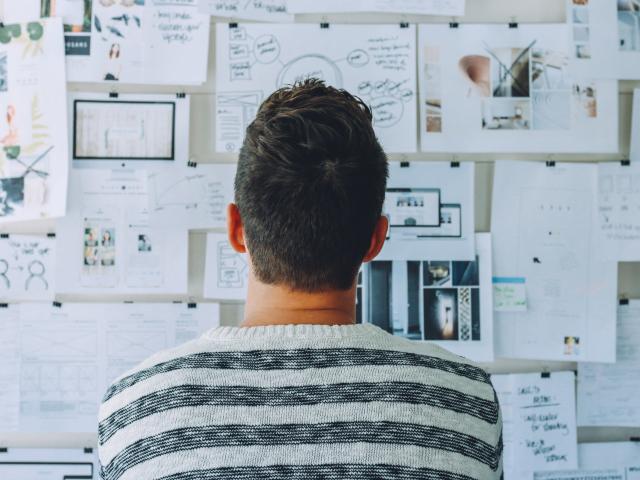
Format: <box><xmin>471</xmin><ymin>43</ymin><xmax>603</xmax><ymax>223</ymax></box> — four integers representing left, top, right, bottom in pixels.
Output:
<box><xmin>216</xmin><ymin>24</ymin><xmax>417</xmax><ymax>153</ymax></box>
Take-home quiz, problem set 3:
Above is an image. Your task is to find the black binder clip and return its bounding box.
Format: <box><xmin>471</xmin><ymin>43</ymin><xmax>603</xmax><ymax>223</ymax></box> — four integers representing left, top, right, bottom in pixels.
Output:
<box><xmin>451</xmin><ymin>161</ymin><xmax>460</xmax><ymax>168</ymax></box>
<box><xmin>320</xmin><ymin>22</ymin><xmax>330</xmax><ymax>29</ymax></box>
<box><xmin>630</xmin><ymin>437</ymin><xmax>640</xmax><ymax>442</ymax></box>
<box><xmin>400</xmin><ymin>22</ymin><xmax>409</xmax><ymax>29</ymax></box>
<box><xmin>84</xmin><ymin>447</ymin><xmax>94</xmax><ymax>454</ymax></box>
<box><xmin>229</xmin><ymin>22</ymin><xmax>238</xmax><ymax>29</ymax></box>
<box><xmin>449</xmin><ymin>22</ymin><xmax>459</xmax><ymax>29</ymax></box>
<box><xmin>0</xmin><ymin>447</ymin><xmax>7</xmax><ymax>453</ymax></box>
<box><xmin>540</xmin><ymin>372</ymin><xmax>551</xmax><ymax>379</ymax></box>
<box><xmin>47</xmin><ymin>233</ymin><xmax>56</xmax><ymax>238</ymax></box>
<box><xmin>0</xmin><ymin>233</ymin><xmax>8</xmax><ymax>239</ymax></box>
<box><xmin>188</xmin><ymin>303</ymin><xmax>197</xmax><ymax>309</ymax></box>
<box><xmin>621</xmin><ymin>159</ymin><xmax>631</xmax><ymax>166</ymax></box>
<box><xmin>0</xmin><ymin>304</ymin><xmax>8</xmax><ymax>309</ymax></box>
<box><xmin>545</xmin><ymin>161</ymin><xmax>556</xmax><ymax>167</ymax></box>
<box><xmin>509</xmin><ymin>22</ymin><xmax>519</xmax><ymax>29</ymax></box>
<box><xmin>400</xmin><ymin>161</ymin><xmax>410</xmax><ymax>168</ymax></box>
<box><xmin>620</xmin><ymin>298</ymin><xmax>630</xmax><ymax>306</ymax></box>
<box><xmin>176</xmin><ymin>92</ymin><xmax>186</xmax><ymax>99</ymax></box>
<box><xmin>187</xmin><ymin>160</ymin><xmax>198</xmax><ymax>168</ymax></box>
<box><xmin>109</xmin><ymin>91</ymin><xmax>119</xmax><ymax>99</ymax></box>
<box><xmin>53</xmin><ymin>301</ymin><xmax>62</xmax><ymax>308</ymax></box>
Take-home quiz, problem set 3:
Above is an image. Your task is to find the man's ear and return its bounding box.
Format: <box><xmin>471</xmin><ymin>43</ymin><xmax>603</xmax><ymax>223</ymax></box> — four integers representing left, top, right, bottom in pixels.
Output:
<box><xmin>227</xmin><ymin>203</ymin><xmax>247</xmax><ymax>254</ymax></box>
<box><xmin>363</xmin><ymin>215</ymin><xmax>388</xmax><ymax>263</ymax></box>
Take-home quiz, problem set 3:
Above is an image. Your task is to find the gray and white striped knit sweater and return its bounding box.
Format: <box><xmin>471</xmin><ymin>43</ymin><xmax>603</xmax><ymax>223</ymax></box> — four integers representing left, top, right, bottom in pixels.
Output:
<box><xmin>98</xmin><ymin>324</ymin><xmax>503</xmax><ymax>480</ymax></box>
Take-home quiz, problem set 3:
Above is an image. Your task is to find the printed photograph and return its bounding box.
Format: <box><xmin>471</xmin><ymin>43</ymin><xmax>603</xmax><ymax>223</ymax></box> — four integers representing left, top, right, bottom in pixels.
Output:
<box><xmin>101</xmin><ymin>228</ymin><xmax>115</xmax><ymax>248</ymax></box>
<box><xmin>426</xmin><ymin>115</ymin><xmax>442</xmax><ymax>133</ymax></box>
<box><xmin>489</xmin><ymin>47</ymin><xmax>530</xmax><ymax>98</ymax></box>
<box><xmin>459</xmin><ymin>55</ymin><xmax>491</xmax><ymax>97</ymax></box>
<box><xmin>573</xmin><ymin>83</ymin><xmax>598</xmax><ymax>119</ymax></box>
<box><xmin>138</xmin><ymin>234</ymin><xmax>152</xmax><ymax>252</ymax></box>
<box><xmin>423</xmin><ymin>288</ymin><xmax>458</xmax><ymax>340</ymax></box>
<box><xmin>41</xmin><ymin>0</ymin><xmax>93</xmax><ymax>33</ymax></box>
<box><xmin>532</xmin><ymin>92</ymin><xmax>571</xmax><ymax>129</ymax></box>
<box><xmin>0</xmin><ymin>53</ymin><xmax>7</xmax><ymax>93</ymax></box>
<box><xmin>84</xmin><ymin>227</ymin><xmax>99</xmax><ymax>247</ymax></box>
<box><xmin>564</xmin><ymin>336</ymin><xmax>581</xmax><ymax>356</ymax></box>
<box><xmin>0</xmin><ymin>177</ymin><xmax>25</xmax><ymax>217</ymax></box>
<box><xmin>572</xmin><ymin>7</ymin><xmax>589</xmax><ymax>24</ymax></box>
<box><xmin>575</xmin><ymin>44</ymin><xmax>591</xmax><ymax>59</ymax></box>
<box><xmin>452</xmin><ymin>258</ymin><xmax>480</xmax><ymax>286</ymax></box>
<box><xmin>618</xmin><ymin>0</ymin><xmax>640</xmax><ymax>52</ymax></box>
<box><xmin>482</xmin><ymin>98</ymin><xmax>531</xmax><ymax>130</ymax></box>
<box><xmin>83</xmin><ymin>245</ymin><xmax>99</xmax><ymax>266</ymax></box>
<box><xmin>423</xmin><ymin>261</ymin><xmax>451</xmax><ymax>287</ymax></box>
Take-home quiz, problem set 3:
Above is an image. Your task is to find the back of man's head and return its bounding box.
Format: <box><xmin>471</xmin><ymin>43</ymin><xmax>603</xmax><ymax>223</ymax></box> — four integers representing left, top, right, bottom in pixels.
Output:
<box><xmin>235</xmin><ymin>79</ymin><xmax>388</xmax><ymax>293</ymax></box>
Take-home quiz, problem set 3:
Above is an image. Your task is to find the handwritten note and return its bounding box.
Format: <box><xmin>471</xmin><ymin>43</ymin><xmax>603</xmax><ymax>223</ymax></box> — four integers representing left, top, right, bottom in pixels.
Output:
<box><xmin>493</xmin><ymin>277</ymin><xmax>527</xmax><ymax>312</ymax></box>
<box><xmin>492</xmin><ymin>372</ymin><xmax>578</xmax><ymax>479</ymax></box>
<box><xmin>598</xmin><ymin>162</ymin><xmax>640</xmax><ymax>261</ymax></box>
<box><xmin>199</xmin><ymin>0</ymin><xmax>293</xmax><ymax>21</ymax></box>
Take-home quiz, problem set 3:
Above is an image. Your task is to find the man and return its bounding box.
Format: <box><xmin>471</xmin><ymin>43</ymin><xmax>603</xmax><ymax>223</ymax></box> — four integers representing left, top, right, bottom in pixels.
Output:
<box><xmin>98</xmin><ymin>79</ymin><xmax>503</xmax><ymax>480</ymax></box>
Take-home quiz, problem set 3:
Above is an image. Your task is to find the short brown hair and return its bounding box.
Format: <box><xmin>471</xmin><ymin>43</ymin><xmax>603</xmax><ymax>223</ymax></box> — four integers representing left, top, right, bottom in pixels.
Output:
<box><xmin>235</xmin><ymin>79</ymin><xmax>388</xmax><ymax>292</ymax></box>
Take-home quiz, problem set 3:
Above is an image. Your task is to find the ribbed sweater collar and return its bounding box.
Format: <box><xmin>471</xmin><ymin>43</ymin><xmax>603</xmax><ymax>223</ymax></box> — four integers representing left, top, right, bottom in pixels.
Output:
<box><xmin>205</xmin><ymin>323</ymin><xmax>386</xmax><ymax>340</ymax></box>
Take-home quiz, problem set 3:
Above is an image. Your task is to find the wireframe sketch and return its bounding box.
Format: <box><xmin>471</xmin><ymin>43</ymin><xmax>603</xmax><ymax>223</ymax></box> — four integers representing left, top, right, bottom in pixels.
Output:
<box><xmin>216</xmin><ymin>24</ymin><xmax>417</xmax><ymax>153</ymax></box>
<box><xmin>218</xmin><ymin>240</ymin><xmax>248</xmax><ymax>289</ymax></box>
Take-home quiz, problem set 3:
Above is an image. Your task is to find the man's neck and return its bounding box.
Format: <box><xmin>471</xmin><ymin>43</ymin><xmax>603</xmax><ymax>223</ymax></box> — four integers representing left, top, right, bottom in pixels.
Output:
<box><xmin>241</xmin><ymin>273</ymin><xmax>357</xmax><ymax>328</ymax></box>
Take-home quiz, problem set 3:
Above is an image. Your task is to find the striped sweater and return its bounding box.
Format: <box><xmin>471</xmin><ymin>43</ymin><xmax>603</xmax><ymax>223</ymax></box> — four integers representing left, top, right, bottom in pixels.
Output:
<box><xmin>98</xmin><ymin>324</ymin><xmax>503</xmax><ymax>480</ymax></box>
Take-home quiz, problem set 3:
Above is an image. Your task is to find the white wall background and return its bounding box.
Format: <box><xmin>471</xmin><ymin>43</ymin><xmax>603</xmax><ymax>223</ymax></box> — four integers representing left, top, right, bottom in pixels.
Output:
<box><xmin>1</xmin><ymin>0</ymin><xmax>639</xmax><ymax>454</ymax></box>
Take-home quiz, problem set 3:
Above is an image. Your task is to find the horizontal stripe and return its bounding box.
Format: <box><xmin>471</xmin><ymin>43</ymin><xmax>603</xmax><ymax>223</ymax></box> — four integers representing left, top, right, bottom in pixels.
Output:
<box><xmin>110</xmin><ymin>444</ymin><xmax>498</xmax><ymax>480</ymax></box>
<box><xmin>100</xmin><ymin>364</ymin><xmax>497</xmax><ymax>420</ymax></box>
<box><xmin>100</xmin><ymin>402</ymin><xmax>499</xmax><ymax>465</ymax></box>
<box><xmin>155</xmin><ymin>464</ymin><xmax>478</xmax><ymax>480</ymax></box>
<box><xmin>103</xmin><ymin>348</ymin><xmax>491</xmax><ymax>402</ymax></box>
<box><xmin>102</xmin><ymin>422</ymin><xmax>500</xmax><ymax>480</ymax></box>
<box><xmin>99</xmin><ymin>382</ymin><xmax>499</xmax><ymax>444</ymax></box>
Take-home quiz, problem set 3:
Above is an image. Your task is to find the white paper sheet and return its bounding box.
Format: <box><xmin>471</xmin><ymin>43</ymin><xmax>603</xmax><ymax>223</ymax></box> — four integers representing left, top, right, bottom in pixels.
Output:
<box><xmin>579</xmin><ymin>442</ymin><xmax>640</xmax><ymax>472</ymax></box>
<box><xmin>288</xmin><ymin>0</ymin><xmax>465</xmax><ymax>16</ymax></box>
<box><xmin>18</xmin><ymin>302</ymin><xmax>220</xmax><ymax>433</ymax></box>
<box><xmin>215</xmin><ymin>23</ymin><xmax>417</xmax><ymax>153</ymax></box>
<box><xmin>148</xmin><ymin>163</ymin><xmax>236</xmax><ymax>230</ymax></box>
<box><xmin>632</xmin><ymin>89</ymin><xmax>640</xmax><ymax>162</ymax></box>
<box><xmin>0</xmin><ymin>305</ymin><xmax>20</xmax><ymax>432</ymax></box>
<box><xmin>0</xmin><ymin>447</ymin><xmax>98</xmax><ymax>479</ymax></box>
<box><xmin>377</xmin><ymin>161</ymin><xmax>475</xmax><ymax>261</ymax></box>
<box><xmin>199</xmin><ymin>0</ymin><xmax>293</xmax><ymax>21</ymax></box>
<box><xmin>69</xmin><ymin>92</ymin><xmax>190</xmax><ymax>169</ymax></box>
<box><xmin>203</xmin><ymin>232</ymin><xmax>249</xmax><ymax>301</ymax></box>
<box><xmin>418</xmin><ymin>24</ymin><xmax>618</xmax><ymax>153</ymax></box>
<box><xmin>492</xmin><ymin>161</ymin><xmax>617</xmax><ymax>363</ymax></box>
<box><xmin>597</xmin><ymin>162</ymin><xmax>640</xmax><ymax>261</ymax></box>
<box><xmin>9</xmin><ymin>0</ymin><xmax>210</xmax><ymax>84</ymax></box>
<box><xmin>56</xmin><ymin>169</ymin><xmax>188</xmax><ymax>296</ymax></box>
<box><xmin>534</xmin><ymin>471</ymin><xmax>627</xmax><ymax>480</ymax></box>
<box><xmin>0</xmin><ymin>18</ymin><xmax>69</xmax><ymax>224</ymax></box>
<box><xmin>363</xmin><ymin>233</ymin><xmax>493</xmax><ymax>362</ymax></box>
<box><xmin>577</xmin><ymin>301</ymin><xmax>640</xmax><ymax>427</ymax></box>
<box><xmin>0</xmin><ymin>235</ymin><xmax>55</xmax><ymax>301</ymax></box>
<box><xmin>567</xmin><ymin>0</ymin><xmax>640</xmax><ymax>80</ymax></box>
<box><xmin>491</xmin><ymin>372</ymin><xmax>578</xmax><ymax>479</ymax></box>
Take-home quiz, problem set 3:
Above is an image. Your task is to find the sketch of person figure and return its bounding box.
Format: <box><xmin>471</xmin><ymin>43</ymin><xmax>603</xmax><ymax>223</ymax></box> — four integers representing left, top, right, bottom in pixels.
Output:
<box><xmin>104</xmin><ymin>43</ymin><xmax>122</xmax><ymax>81</ymax></box>
<box><xmin>25</xmin><ymin>260</ymin><xmax>48</xmax><ymax>291</ymax></box>
<box><xmin>0</xmin><ymin>258</ymin><xmax>10</xmax><ymax>289</ymax></box>
<box><xmin>102</xmin><ymin>229</ymin><xmax>114</xmax><ymax>247</ymax></box>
